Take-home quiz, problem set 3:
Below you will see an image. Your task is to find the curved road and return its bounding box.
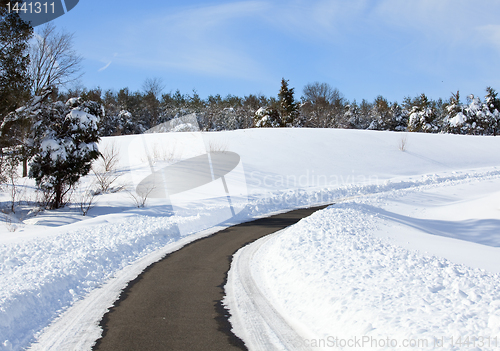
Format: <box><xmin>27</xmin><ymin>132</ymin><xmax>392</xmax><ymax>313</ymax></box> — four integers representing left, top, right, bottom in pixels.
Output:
<box><xmin>93</xmin><ymin>206</ymin><xmax>327</xmax><ymax>351</ymax></box>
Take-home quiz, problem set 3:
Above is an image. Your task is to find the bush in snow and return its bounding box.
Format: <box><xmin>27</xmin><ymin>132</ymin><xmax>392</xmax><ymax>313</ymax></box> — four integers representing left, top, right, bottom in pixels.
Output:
<box><xmin>29</xmin><ymin>97</ymin><xmax>101</xmax><ymax>209</ymax></box>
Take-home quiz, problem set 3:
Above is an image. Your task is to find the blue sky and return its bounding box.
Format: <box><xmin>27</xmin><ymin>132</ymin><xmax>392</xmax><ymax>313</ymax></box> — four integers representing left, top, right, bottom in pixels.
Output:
<box><xmin>50</xmin><ymin>0</ymin><xmax>500</xmax><ymax>103</ymax></box>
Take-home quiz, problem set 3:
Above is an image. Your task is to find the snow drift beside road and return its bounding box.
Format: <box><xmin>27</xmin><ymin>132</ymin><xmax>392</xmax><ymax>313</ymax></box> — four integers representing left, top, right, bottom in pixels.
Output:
<box><xmin>226</xmin><ymin>173</ymin><xmax>500</xmax><ymax>351</ymax></box>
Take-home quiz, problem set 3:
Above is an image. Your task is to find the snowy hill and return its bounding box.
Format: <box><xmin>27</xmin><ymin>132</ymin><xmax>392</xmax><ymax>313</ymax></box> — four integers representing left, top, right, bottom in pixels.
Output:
<box><xmin>1</xmin><ymin>128</ymin><xmax>500</xmax><ymax>350</ymax></box>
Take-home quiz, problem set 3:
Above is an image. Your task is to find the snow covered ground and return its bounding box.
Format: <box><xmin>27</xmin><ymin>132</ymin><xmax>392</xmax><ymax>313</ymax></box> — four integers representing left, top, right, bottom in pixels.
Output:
<box><xmin>1</xmin><ymin>127</ymin><xmax>500</xmax><ymax>350</ymax></box>
<box><xmin>225</xmin><ymin>172</ymin><xmax>500</xmax><ymax>351</ymax></box>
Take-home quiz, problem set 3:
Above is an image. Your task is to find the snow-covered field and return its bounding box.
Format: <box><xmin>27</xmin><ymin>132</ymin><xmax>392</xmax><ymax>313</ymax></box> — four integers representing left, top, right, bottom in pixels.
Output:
<box><xmin>1</xmin><ymin>128</ymin><xmax>500</xmax><ymax>350</ymax></box>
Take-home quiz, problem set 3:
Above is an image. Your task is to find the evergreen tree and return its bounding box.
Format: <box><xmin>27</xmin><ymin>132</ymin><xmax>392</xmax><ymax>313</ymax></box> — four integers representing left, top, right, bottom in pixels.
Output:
<box><xmin>278</xmin><ymin>78</ymin><xmax>298</xmax><ymax>127</ymax></box>
<box><xmin>443</xmin><ymin>91</ymin><xmax>466</xmax><ymax>134</ymax></box>
<box><xmin>254</xmin><ymin>106</ymin><xmax>280</xmax><ymax>128</ymax></box>
<box><xmin>29</xmin><ymin>96</ymin><xmax>101</xmax><ymax>209</ymax></box>
<box><xmin>142</xmin><ymin>77</ymin><xmax>164</xmax><ymax>128</ymax></box>
<box><xmin>357</xmin><ymin>99</ymin><xmax>373</xmax><ymax>129</ymax></box>
<box><xmin>115</xmin><ymin>110</ymin><xmax>140</xmax><ymax>135</ymax></box>
<box><xmin>116</xmin><ymin>87</ymin><xmax>146</xmax><ymax>132</ymax></box>
<box><xmin>142</xmin><ymin>91</ymin><xmax>160</xmax><ymax>128</ymax></box>
<box><xmin>0</xmin><ymin>1</ymin><xmax>33</xmax><ymax>135</ymax></box>
<box><xmin>367</xmin><ymin>96</ymin><xmax>391</xmax><ymax>130</ymax></box>
<box><xmin>463</xmin><ymin>94</ymin><xmax>496</xmax><ymax>135</ymax></box>
<box><xmin>0</xmin><ymin>87</ymin><xmax>52</xmax><ymax>176</ymax></box>
<box><xmin>98</xmin><ymin>89</ymin><xmax>120</xmax><ymax>136</ymax></box>
<box><xmin>345</xmin><ymin>101</ymin><xmax>361</xmax><ymax>129</ymax></box>
<box><xmin>391</xmin><ymin>103</ymin><xmax>408</xmax><ymax>131</ymax></box>
<box><xmin>485</xmin><ymin>87</ymin><xmax>500</xmax><ymax>136</ymax></box>
<box><xmin>485</xmin><ymin>87</ymin><xmax>500</xmax><ymax>111</ymax></box>
<box><xmin>407</xmin><ymin>94</ymin><xmax>438</xmax><ymax>133</ymax></box>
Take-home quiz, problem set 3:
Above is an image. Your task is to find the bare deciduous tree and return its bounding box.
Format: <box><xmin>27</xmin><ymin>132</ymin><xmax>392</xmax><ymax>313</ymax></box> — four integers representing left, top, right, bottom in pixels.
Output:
<box><xmin>303</xmin><ymin>82</ymin><xmax>343</xmax><ymax>106</ymax></box>
<box><xmin>142</xmin><ymin>77</ymin><xmax>165</xmax><ymax>98</ymax></box>
<box><xmin>302</xmin><ymin>82</ymin><xmax>346</xmax><ymax>127</ymax></box>
<box><xmin>29</xmin><ymin>23</ymin><xmax>83</xmax><ymax>94</ymax></box>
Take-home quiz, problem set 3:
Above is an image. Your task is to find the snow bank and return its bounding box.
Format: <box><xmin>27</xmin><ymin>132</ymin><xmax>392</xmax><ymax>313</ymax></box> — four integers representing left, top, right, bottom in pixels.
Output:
<box><xmin>0</xmin><ymin>214</ymin><xmax>188</xmax><ymax>349</ymax></box>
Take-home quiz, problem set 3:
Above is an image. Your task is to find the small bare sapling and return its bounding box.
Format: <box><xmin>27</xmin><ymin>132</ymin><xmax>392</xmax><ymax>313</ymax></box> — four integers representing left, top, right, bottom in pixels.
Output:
<box><xmin>399</xmin><ymin>133</ymin><xmax>408</xmax><ymax>152</ymax></box>
<box><xmin>93</xmin><ymin>142</ymin><xmax>122</xmax><ymax>193</ymax></box>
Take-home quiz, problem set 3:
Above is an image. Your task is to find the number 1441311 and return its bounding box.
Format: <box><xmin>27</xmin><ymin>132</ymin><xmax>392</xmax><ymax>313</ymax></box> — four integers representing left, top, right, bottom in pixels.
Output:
<box><xmin>7</xmin><ymin>2</ymin><xmax>55</xmax><ymax>14</ymax></box>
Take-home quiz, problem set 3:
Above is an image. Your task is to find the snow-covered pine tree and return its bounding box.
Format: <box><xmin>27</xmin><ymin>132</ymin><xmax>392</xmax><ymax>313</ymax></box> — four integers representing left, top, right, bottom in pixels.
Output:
<box><xmin>407</xmin><ymin>94</ymin><xmax>438</xmax><ymax>133</ymax></box>
<box><xmin>485</xmin><ymin>87</ymin><xmax>500</xmax><ymax>136</ymax></box>
<box><xmin>117</xmin><ymin>110</ymin><xmax>141</xmax><ymax>135</ymax></box>
<box><xmin>29</xmin><ymin>96</ymin><xmax>101</xmax><ymax>209</ymax></box>
<box><xmin>0</xmin><ymin>87</ymin><xmax>53</xmax><ymax>176</ymax></box>
<box><xmin>254</xmin><ymin>107</ymin><xmax>280</xmax><ymax>128</ymax></box>
<box><xmin>443</xmin><ymin>91</ymin><xmax>466</xmax><ymax>134</ymax></box>
<box><xmin>344</xmin><ymin>102</ymin><xmax>361</xmax><ymax>129</ymax></box>
<box><xmin>443</xmin><ymin>89</ymin><xmax>499</xmax><ymax>135</ymax></box>
<box><xmin>462</xmin><ymin>94</ymin><xmax>496</xmax><ymax>135</ymax></box>
<box><xmin>391</xmin><ymin>103</ymin><xmax>408</xmax><ymax>131</ymax></box>
<box><xmin>367</xmin><ymin>96</ymin><xmax>392</xmax><ymax>130</ymax></box>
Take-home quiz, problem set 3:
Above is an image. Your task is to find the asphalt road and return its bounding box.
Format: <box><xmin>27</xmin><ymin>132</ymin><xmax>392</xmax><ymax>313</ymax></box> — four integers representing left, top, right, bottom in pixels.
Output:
<box><xmin>93</xmin><ymin>206</ymin><xmax>328</xmax><ymax>351</ymax></box>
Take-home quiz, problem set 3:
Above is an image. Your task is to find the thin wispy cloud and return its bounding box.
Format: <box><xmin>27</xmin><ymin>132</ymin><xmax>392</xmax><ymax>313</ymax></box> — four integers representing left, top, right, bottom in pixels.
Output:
<box><xmin>98</xmin><ymin>61</ymin><xmax>112</xmax><ymax>72</ymax></box>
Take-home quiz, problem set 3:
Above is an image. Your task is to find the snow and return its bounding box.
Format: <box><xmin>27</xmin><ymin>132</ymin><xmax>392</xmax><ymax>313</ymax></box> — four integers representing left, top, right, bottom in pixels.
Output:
<box><xmin>225</xmin><ymin>172</ymin><xmax>500</xmax><ymax>351</ymax></box>
<box><xmin>66</xmin><ymin>98</ymin><xmax>79</xmax><ymax>106</ymax></box>
<box><xmin>40</xmin><ymin>139</ymin><xmax>67</xmax><ymax>162</ymax></box>
<box><xmin>1</xmin><ymin>127</ymin><xmax>500</xmax><ymax>350</ymax></box>
<box><xmin>67</xmin><ymin>109</ymin><xmax>99</xmax><ymax>130</ymax></box>
<box><xmin>448</xmin><ymin>112</ymin><xmax>466</xmax><ymax>127</ymax></box>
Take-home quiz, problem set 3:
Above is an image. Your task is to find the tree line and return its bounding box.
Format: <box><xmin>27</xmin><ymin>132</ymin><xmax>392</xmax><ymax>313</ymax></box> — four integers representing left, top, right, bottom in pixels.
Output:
<box><xmin>53</xmin><ymin>79</ymin><xmax>500</xmax><ymax>137</ymax></box>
